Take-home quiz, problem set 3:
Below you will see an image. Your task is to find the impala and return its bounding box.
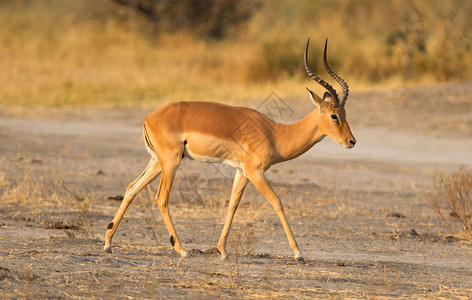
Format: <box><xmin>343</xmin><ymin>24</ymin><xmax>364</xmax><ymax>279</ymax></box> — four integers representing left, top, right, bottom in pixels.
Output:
<box><xmin>104</xmin><ymin>38</ymin><xmax>356</xmax><ymax>263</ymax></box>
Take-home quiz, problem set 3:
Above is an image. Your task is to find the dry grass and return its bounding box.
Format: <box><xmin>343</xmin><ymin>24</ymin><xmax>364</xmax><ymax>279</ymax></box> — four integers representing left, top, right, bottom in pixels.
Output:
<box><xmin>0</xmin><ymin>0</ymin><xmax>471</xmax><ymax>107</ymax></box>
<box><xmin>0</xmin><ymin>157</ymin><xmax>96</xmax><ymax>239</ymax></box>
<box><xmin>0</xmin><ymin>0</ymin><xmax>274</xmax><ymax>106</ymax></box>
<box><xmin>2</xmin><ymin>169</ymin><xmax>66</xmax><ymax>205</ymax></box>
<box><xmin>430</xmin><ymin>168</ymin><xmax>472</xmax><ymax>237</ymax></box>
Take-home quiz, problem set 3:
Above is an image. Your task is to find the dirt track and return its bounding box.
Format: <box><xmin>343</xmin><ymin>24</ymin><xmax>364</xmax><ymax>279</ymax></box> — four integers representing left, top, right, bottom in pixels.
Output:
<box><xmin>1</xmin><ymin>82</ymin><xmax>472</xmax><ymax>298</ymax></box>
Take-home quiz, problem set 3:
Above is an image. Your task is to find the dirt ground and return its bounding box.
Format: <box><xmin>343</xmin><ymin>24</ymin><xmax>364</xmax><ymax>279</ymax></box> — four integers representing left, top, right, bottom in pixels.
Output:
<box><xmin>1</xmin><ymin>82</ymin><xmax>472</xmax><ymax>299</ymax></box>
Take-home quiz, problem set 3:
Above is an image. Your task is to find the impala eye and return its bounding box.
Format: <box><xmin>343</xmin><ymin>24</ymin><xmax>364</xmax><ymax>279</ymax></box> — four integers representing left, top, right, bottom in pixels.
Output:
<box><xmin>330</xmin><ymin>114</ymin><xmax>338</xmax><ymax>121</ymax></box>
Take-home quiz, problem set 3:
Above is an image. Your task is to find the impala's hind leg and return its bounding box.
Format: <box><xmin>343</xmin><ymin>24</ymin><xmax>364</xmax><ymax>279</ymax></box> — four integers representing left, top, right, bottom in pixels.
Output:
<box><xmin>104</xmin><ymin>158</ymin><xmax>161</xmax><ymax>253</ymax></box>
<box><xmin>154</xmin><ymin>155</ymin><xmax>188</xmax><ymax>257</ymax></box>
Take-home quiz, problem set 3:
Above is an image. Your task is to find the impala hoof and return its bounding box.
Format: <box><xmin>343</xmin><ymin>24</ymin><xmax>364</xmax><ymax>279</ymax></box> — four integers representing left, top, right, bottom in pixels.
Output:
<box><xmin>180</xmin><ymin>250</ymin><xmax>189</xmax><ymax>258</ymax></box>
<box><xmin>295</xmin><ymin>256</ymin><xmax>305</xmax><ymax>264</ymax></box>
<box><xmin>219</xmin><ymin>254</ymin><xmax>230</xmax><ymax>264</ymax></box>
<box><xmin>103</xmin><ymin>245</ymin><xmax>112</xmax><ymax>253</ymax></box>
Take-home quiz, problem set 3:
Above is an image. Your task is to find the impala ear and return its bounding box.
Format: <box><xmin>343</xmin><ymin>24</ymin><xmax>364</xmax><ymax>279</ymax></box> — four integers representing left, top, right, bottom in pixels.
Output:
<box><xmin>322</xmin><ymin>92</ymin><xmax>332</xmax><ymax>102</ymax></box>
<box><xmin>306</xmin><ymin>87</ymin><xmax>322</xmax><ymax>108</ymax></box>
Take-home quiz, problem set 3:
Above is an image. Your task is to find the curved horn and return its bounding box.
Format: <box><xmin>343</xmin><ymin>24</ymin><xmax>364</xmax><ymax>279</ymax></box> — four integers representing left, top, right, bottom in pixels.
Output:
<box><xmin>304</xmin><ymin>38</ymin><xmax>340</xmax><ymax>107</ymax></box>
<box><xmin>304</xmin><ymin>38</ymin><xmax>339</xmax><ymax>107</ymax></box>
<box><xmin>323</xmin><ymin>38</ymin><xmax>349</xmax><ymax>106</ymax></box>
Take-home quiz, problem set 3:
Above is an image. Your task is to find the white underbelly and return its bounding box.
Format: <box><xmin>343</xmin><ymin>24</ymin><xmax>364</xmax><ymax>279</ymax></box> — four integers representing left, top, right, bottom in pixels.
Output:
<box><xmin>183</xmin><ymin>146</ymin><xmax>240</xmax><ymax>168</ymax></box>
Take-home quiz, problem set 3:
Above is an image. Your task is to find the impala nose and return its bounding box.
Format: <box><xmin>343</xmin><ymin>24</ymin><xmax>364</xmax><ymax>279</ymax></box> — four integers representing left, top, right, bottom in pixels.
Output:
<box><xmin>349</xmin><ymin>140</ymin><xmax>356</xmax><ymax>148</ymax></box>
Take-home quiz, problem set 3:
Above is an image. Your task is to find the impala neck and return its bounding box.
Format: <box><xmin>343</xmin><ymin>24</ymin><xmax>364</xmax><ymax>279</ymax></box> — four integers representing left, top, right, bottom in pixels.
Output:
<box><xmin>274</xmin><ymin>109</ymin><xmax>325</xmax><ymax>163</ymax></box>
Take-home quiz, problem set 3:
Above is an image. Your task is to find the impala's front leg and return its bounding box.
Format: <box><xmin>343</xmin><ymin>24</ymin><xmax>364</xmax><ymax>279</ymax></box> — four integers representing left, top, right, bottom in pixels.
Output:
<box><xmin>217</xmin><ymin>168</ymin><xmax>249</xmax><ymax>261</ymax></box>
<box><xmin>155</xmin><ymin>161</ymin><xmax>188</xmax><ymax>258</ymax></box>
<box><xmin>247</xmin><ymin>169</ymin><xmax>305</xmax><ymax>263</ymax></box>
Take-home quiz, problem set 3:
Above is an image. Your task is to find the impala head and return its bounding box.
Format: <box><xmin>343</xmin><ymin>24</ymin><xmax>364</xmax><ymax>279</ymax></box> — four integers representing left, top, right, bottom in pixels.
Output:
<box><xmin>304</xmin><ymin>38</ymin><xmax>356</xmax><ymax>149</ymax></box>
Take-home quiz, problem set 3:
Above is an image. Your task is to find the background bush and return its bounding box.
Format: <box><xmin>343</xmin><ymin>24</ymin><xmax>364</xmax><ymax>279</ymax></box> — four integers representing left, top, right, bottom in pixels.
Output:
<box><xmin>430</xmin><ymin>169</ymin><xmax>472</xmax><ymax>237</ymax></box>
<box><xmin>111</xmin><ymin>0</ymin><xmax>257</xmax><ymax>39</ymax></box>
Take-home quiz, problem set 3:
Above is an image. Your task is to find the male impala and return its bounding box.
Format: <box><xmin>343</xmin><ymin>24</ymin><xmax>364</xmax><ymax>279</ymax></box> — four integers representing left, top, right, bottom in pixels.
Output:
<box><xmin>104</xmin><ymin>38</ymin><xmax>356</xmax><ymax>263</ymax></box>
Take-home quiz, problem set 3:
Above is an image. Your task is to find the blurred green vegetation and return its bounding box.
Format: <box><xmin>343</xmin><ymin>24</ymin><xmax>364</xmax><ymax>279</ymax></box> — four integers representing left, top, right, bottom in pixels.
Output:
<box><xmin>0</xmin><ymin>0</ymin><xmax>471</xmax><ymax>107</ymax></box>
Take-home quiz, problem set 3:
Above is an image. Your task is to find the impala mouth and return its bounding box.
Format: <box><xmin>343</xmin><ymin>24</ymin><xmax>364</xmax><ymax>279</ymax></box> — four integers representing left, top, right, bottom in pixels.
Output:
<box><xmin>342</xmin><ymin>140</ymin><xmax>356</xmax><ymax>149</ymax></box>
<box><xmin>346</xmin><ymin>140</ymin><xmax>356</xmax><ymax>149</ymax></box>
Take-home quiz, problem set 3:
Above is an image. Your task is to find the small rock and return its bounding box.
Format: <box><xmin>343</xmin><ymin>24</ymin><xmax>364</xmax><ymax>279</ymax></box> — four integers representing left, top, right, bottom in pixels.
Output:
<box><xmin>107</xmin><ymin>195</ymin><xmax>124</xmax><ymax>201</ymax></box>
<box><xmin>449</xmin><ymin>211</ymin><xmax>460</xmax><ymax>218</ymax></box>
<box><xmin>388</xmin><ymin>212</ymin><xmax>406</xmax><ymax>219</ymax></box>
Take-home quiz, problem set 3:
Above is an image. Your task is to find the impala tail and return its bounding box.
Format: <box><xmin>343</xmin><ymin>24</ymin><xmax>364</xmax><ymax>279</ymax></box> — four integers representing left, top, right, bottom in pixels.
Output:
<box><xmin>143</xmin><ymin>124</ymin><xmax>158</xmax><ymax>160</ymax></box>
